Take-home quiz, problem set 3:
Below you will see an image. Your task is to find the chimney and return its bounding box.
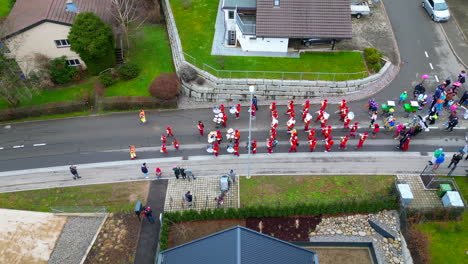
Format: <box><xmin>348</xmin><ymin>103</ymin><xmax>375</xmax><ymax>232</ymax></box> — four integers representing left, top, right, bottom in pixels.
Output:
<box><xmin>66</xmin><ymin>0</ymin><xmax>79</xmax><ymax>13</ymax></box>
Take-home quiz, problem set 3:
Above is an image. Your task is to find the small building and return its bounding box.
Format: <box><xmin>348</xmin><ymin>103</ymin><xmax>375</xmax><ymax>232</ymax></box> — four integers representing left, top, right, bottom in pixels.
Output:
<box><xmin>221</xmin><ymin>0</ymin><xmax>352</xmax><ymax>53</ymax></box>
<box><xmin>157</xmin><ymin>225</ymin><xmax>319</xmax><ymax>264</ymax></box>
<box><xmin>2</xmin><ymin>0</ymin><xmax>113</xmax><ymax>75</ymax></box>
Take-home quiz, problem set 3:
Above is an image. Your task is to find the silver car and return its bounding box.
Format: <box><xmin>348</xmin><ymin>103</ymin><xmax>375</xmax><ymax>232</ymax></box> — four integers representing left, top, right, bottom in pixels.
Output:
<box><xmin>422</xmin><ymin>0</ymin><xmax>450</xmax><ymax>22</ymax></box>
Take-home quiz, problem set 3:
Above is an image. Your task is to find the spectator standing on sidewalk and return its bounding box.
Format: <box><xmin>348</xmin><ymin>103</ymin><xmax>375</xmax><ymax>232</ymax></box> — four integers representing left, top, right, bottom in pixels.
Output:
<box><xmin>252</xmin><ymin>96</ymin><xmax>258</xmax><ymax>111</ymax></box>
<box><xmin>69</xmin><ymin>165</ymin><xmax>81</xmax><ymax>180</ymax></box>
<box><xmin>459</xmin><ymin>91</ymin><xmax>468</xmax><ymax>105</ymax></box>
<box><xmin>185</xmin><ymin>167</ymin><xmax>195</xmax><ymax>180</ymax></box>
<box><xmin>228</xmin><ymin>169</ymin><xmax>236</xmax><ymax>183</ymax></box>
<box><xmin>433</xmin><ymin>153</ymin><xmax>446</xmax><ymax>170</ymax></box>
<box><xmin>155</xmin><ymin>167</ymin><xmax>162</xmax><ymax>179</ymax></box>
<box><xmin>141</xmin><ymin>163</ymin><xmax>149</xmax><ymax>178</ymax></box>
<box><xmin>429</xmin><ymin>148</ymin><xmax>444</xmax><ymax>165</ymax></box>
<box><xmin>185</xmin><ymin>191</ymin><xmax>193</xmax><ymax>207</ymax></box>
<box><xmin>447</xmin><ymin>153</ymin><xmax>463</xmax><ymax>168</ymax></box>
<box><xmin>446</xmin><ymin>116</ymin><xmax>458</xmax><ymax>132</ymax></box>
<box><xmin>180</xmin><ymin>167</ymin><xmax>186</xmax><ymax>179</ymax></box>
<box><xmin>172</xmin><ymin>166</ymin><xmax>180</xmax><ymax>179</ymax></box>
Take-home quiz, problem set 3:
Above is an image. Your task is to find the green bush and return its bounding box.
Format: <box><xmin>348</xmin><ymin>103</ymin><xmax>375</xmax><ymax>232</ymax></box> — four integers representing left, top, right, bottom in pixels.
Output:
<box><xmin>117</xmin><ymin>63</ymin><xmax>141</xmax><ymax>81</ymax></box>
<box><xmin>363</xmin><ymin>47</ymin><xmax>383</xmax><ymax>73</ymax></box>
<box><xmin>49</xmin><ymin>56</ymin><xmax>80</xmax><ymax>84</ymax></box>
<box><xmin>99</xmin><ymin>72</ymin><xmax>117</xmax><ymax>87</ymax></box>
<box><xmin>366</xmin><ymin>53</ymin><xmax>381</xmax><ymax>65</ymax></box>
<box><xmin>363</xmin><ymin>48</ymin><xmax>378</xmax><ymax>58</ymax></box>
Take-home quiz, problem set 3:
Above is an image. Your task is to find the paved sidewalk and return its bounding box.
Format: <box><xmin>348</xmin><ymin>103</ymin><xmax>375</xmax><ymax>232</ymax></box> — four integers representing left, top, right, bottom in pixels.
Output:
<box><xmin>442</xmin><ymin>0</ymin><xmax>468</xmax><ymax>67</ymax></box>
<box><xmin>396</xmin><ymin>174</ymin><xmax>442</xmax><ymax>208</ymax></box>
<box><xmin>0</xmin><ymin>152</ymin><xmax>460</xmax><ymax>193</ymax></box>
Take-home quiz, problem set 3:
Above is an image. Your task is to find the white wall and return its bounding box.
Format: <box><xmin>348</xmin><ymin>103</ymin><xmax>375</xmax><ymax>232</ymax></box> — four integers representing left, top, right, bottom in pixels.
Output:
<box><xmin>235</xmin><ymin>26</ymin><xmax>289</xmax><ymax>53</ymax></box>
<box><xmin>223</xmin><ymin>9</ymin><xmax>237</xmax><ymax>31</ymax></box>
<box><xmin>6</xmin><ymin>22</ymin><xmax>86</xmax><ymax>75</ymax></box>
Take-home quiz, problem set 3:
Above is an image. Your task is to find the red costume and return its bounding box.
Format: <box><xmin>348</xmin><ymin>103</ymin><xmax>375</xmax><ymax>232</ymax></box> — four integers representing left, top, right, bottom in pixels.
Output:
<box><xmin>272</xmin><ymin>110</ymin><xmax>279</xmax><ymax>119</ymax></box>
<box><xmin>270</xmin><ymin>128</ymin><xmax>277</xmax><ymax>140</ymax></box>
<box><xmin>235</xmin><ymin>104</ymin><xmax>241</xmax><ymax>119</ymax></box>
<box><xmin>161</xmin><ymin>135</ymin><xmax>167</xmax><ymax>144</ymax></box>
<box><xmin>401</xmin><ymin>137</ymin><xmax>411</xmax><ymax>151</ymax></box>
<box><xmin>315</xmin><ymin>111</ymin><xmax>324</xmax><ymax>122</ymax></box>
<box><xmin>309</xmin><ymin>138</ymin><xmax>317</xmax><ymax>152</ymax></box>
<box><xmin>320</xmin><ymin>99</ymin><xmax>328</xmax><ymax>112</ymax></box>
<box><xmin>222</xmin><ymin>112</ymin><xmax>227</xmax><ymax>127</ymax></box>
<box><xmin>287</xmin><ymin>117</ymin><xmax>296</xmax><ymax>130</ymax></box>
<box><xmin>349</xmin><ymin>122</ymin><xmax>359</xmax><ymax>137</ymax></box>
<box><xmin>372</xmin><ymin>124</ymin><xmax>380</xmax><ymax>138</ymax></box>
<box><xmin>304</xmin><ymin>118</ymin><xmax>311</xmax><ymax>131</ymax></box>
<box><xmin>322</xmin><ymin>125</ymin><xmax>332</xmax><ymax>138</ymax></box>
<box><xmin>252</xmin><ymin>140</ymin><xmax>257</xmax><ymax>154</ymax></box>
<box><xmin>173</xmin><ymin>139</ymin><xmax>179</xmax><ymax>149</ymax></box>
<box><xmin>286</xmin><ymin>100</ymin><xmax>295</xmax><ymax>115</ymax></box>
<box><xmin>234</xmin><ymin>130</ymin><xmax>241</xmax><ymax>144</ymax></box>
<box><xmin>339</xmin><ymin>99</ymin><xmax>347</xmax><ymax>111</ymax></box>
<box><xmin>166</xmin><ymin>126</ymin><xmax>174</xmax><ymax>137</ymax></box>
<box><xmin>267</xmin><ymin>138</ymin><xmax>274</xmax><ymax>153</ymax></box>
<box><xmin>233</xmin><ymin>143</ymin><xmax>240</xmax><ymax>157</ymax></box>
<box><xmin>161</xmin><ymin>144</ymin><xmax>167</xmax><ymax>154</ymax></box>
<box><xmin>320</xmin><ymin>116</ymin><xmax>328</xmax><ymax>128</ymax></box>
<box><xmin>308</xmin><ymin>128</ymin><xmax>316</xmax><ymax>140</ymax></box>
<box><xmin>219</xmin><ymin>104</ymin><xmax>225</xmax><ymax>113</ymax></box>
<box><xmin>324</xmin><ymin>139</ymin><xmax>334</xmax><ymax>152</ymax></box>
<box><xmin>303</xmin><ymin>100</ymin><xmax>310</xmax><ymax>113</ymax></box>
<box><xmin>197</xmin><ymin>121</ymin><xmax>204</xmax><ymax>136</ymax></box>
<box><xmin>302</xmin><ymin>109</ymin><xmax>308</xmax><ymax>121</ymax></box>
<box><xmin>216</xmin><ymin>130</ymin><xmax>222</xmax><ymax>144</ymax></box>
<box><xmin>213</xmin><ymin>142</ymin><xmax>219</xmax><ymax>157</ymax></box>
<box><xmin>251</xmin><ymin>104</ymin><xmax>256</xmax><ymax>117</ymax></box>
<box><xmin>340</xmin><ymin>107</ymin><xmax>349</xmax><ymax>121</ymax></box>
<box><xmin>270</xmin><ymin>102</ymin><xmax>276</xmax><ymax>112</ymax></box>
<box><xmin>355</xmin><ymin>133</ymin><xmax>368</xmax><ymax>149</ymax></box>
<box><xmin>343</xmin><ymin>117</ymin><xmax>351</xmax><ymax>129</ymax></box>
<box><xmin>130</xmin><ymin>145</ymin><xmax>137</xmax><ymax>160</ymax></box>
<box><xmin>289</xmin><ymin>139</ymin><xmax>298</xmax><ymax>152</ymax></box>
<box><xmin>339</xmin><ymin>135</ymin><xmax>349</xmax><ymax>149</ymax></box>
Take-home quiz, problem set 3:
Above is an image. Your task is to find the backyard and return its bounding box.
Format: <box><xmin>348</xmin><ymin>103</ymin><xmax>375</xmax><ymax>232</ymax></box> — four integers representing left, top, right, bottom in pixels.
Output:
<box><xmin>239</xmin><ymin>175</ymin><xmax>395</xmax><ymax>207</ymax></box>
<box><xmin>169</xmin><ymin>0</ymin><xmax>368</xmax><ymax>80</ymax></box>
<box><xmin>416</xmin><ymin>177</ymin><xmax>468</xmax><ymax>264</ymax></box>
<box><xmin>0</xmin><ymin>0</ymin><xmax>12</xmax><ymax>17</ymax></box>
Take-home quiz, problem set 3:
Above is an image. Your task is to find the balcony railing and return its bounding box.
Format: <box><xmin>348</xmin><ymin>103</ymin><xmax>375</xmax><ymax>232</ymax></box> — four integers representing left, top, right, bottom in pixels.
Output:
<box><xmin>235</xmin><ymin>13</ymin><xmax>256</xmax><ymax>35</ymax></box>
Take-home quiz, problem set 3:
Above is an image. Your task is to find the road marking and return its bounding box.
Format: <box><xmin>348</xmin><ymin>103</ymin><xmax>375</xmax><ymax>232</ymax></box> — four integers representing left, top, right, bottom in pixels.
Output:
<box><xmin>4</xmin><ymin>125</ymin><xmax>11</xmax><ymax>129</ymax></box>
<box><xmin>429</xmin><ymin>63</ymin><xmax>434</xmax><ymax>70</ymax></box>
<box><xmin>434</xmin><ymin>75</ymin><xmax>439</xmax><ymax>82</ymax></box>
<box><xmin>0</xmin><ymin>147</ymin><xmax>3</xmax><ymax>150</ymax></box>
<box><xmin>33</xmin><ymin>143</ymin><xmax>47</xmax><ymax>147</ymax></box>
<box><xmin>424</xmin><ymin>51</ymin><xmax>429</xmax><ymax>58</ymax></box>
<box><xmin>12</xmin><ymin>145</ymin><xmax>24</xmax><ymax>148</ymax></box>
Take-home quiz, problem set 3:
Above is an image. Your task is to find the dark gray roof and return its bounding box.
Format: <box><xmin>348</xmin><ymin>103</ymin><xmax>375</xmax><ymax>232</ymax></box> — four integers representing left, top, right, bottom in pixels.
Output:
<box><xmin>256</xmin><ymin>0</ymin><xmax>352</xmax><ymax>39</ymax></box>
<box><xmin>223</xmin><ymin>0</ymin><xmax>257</xmax><ymax>9</ymax></box>
<box><xmin>158</xmin><ymin>226</ymin><xmax>317</xmax><ymax>264</ymax></box>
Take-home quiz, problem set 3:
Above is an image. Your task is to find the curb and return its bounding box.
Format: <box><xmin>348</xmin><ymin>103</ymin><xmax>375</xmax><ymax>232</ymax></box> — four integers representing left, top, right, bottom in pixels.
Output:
<box><xmin>438</xmin><ymin>22</ymin><xmax>468</xmax><ymax>69</ymax></box>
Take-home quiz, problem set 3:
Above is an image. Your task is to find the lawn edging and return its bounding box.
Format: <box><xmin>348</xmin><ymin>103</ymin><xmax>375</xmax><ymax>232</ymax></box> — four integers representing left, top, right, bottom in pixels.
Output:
<box><xmin>100</xmin><ymin>96</ymin><xmax>177</xmax><ymax>111</ymax></box>
<box><xmin>158</xmin><ymin>195</ymin><xmax>398</xmax><ymax>251</ymax></box>
<box><xmin>0</xmin><ymin>101</ymin><xmax>90</xmax><ymax>122</ymax></box>
<box><xmin>162</xmin><ymin>0</ymin><xmax>397</xmax><ymax>102</ymax></box>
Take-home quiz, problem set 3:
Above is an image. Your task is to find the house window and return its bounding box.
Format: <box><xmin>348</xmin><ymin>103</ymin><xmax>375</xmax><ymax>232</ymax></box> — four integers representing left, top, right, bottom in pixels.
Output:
<box><xmin>228</xmin><ymin>11</ymin><xmax>234</xmax><ymax>19</ymax></box>
<box><xmin>54</xmin><ymin>39</ymin><xmax>70</xmax><ymax>48</ymax></box>
<box><xmin>274</xmin><ymin>0</ymin><xmax>280</xmax><ymax>7</ymax></box>
<box><xmin>66</xmin><ymin>59</ymin><xmax>80</xmax><ymax>67</ymax></box>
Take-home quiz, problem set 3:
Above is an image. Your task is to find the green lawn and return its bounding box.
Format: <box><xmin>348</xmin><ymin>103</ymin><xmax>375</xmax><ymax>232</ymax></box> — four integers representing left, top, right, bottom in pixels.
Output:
<box><xmin>0</xmin><ymin>0</ymin><xmax>13</xmax><ymax>17</ymax></box>
<box><xmin>170</xmin><ymin>0</ymin><xmax>368</xmax><ymax>80</ymax></box>
<box><xmin>417</xmin><ymin>177</ymin><xmax>468</xmax><ymax>264</ymax></box>
<box><xmin>0</xmin><ymin>81</ymin><xmax>94</xmax><ymax>110</ymax></box>
<box><xmin>240</xmin><ymin>175</ymin><xmax>395</xmax><ymax>207</ymax></box>
<box><xmin>0</xmin><ymin>181</ymin><xmax>149</xmax><ymax>213</ymax></box>
<box><xmin>105</xmin><ymin>25</ymin><xmax>174</xmax><ymax>96</ymax></box>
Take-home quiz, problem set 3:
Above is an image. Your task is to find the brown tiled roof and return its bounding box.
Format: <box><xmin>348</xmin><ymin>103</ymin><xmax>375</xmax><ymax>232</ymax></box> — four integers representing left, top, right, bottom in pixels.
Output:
<box><xmin>4</xmin><ymin>0</ymin><xmax>114</xmax><ymax>39</ymax></box>
<box><xmin>256</xmin><ymin>0</ymin><xmax>352</xmax><ymax>39</ymax></box>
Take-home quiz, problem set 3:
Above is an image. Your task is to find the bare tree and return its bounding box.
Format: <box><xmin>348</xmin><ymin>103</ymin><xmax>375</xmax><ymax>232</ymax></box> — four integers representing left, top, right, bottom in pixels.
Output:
<box><xmin>110</xmin><ymin>0</ymin><xmax>147</xmax><ymax>53</ymax></box>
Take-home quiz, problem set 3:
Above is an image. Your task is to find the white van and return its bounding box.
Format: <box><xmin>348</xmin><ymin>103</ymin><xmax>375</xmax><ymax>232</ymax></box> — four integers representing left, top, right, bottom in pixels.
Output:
<box><xmin>422</xmin><ymin>0</ymin><xmax>450</xmax><ymax>22</ymax></box>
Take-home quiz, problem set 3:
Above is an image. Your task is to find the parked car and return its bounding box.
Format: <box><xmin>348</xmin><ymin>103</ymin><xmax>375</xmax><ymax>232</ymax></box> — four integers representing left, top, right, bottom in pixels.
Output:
<box><xmin>350</xmin><ymin>2</ymin><xmax>371</xmax><ymax>19</ymax></box>
<box><xmin>422</xmin><ymin>0</ymin><xmax>450</xmax><ymax>22</ymax></box>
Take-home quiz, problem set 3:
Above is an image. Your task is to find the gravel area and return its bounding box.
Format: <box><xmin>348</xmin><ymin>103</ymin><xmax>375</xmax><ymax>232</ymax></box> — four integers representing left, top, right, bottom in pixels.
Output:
<box><xmin>49</xmin><ymin>215</ymin><xmax>106</xmax><ymax>264</ymax></box>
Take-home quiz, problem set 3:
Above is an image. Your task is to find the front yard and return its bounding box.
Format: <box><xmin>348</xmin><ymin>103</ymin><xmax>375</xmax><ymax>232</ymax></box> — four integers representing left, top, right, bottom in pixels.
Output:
<box><xmin>239</xmin><ymin>175</ymin><xmax>395</xmax><ymax>207</ymax></box>
<box><xmin>0</xmin><ymin>0</ymin><xmax>13</xmax><ymax>17</ymax></box>
<box><xmin>169</xmin><ymin>0</ymin><xmax>368</xmax><ymax>80</ymax></box>
<box><xmin>416</xmin><ymin>177</ymin><xmax>468</xmax><ymax>264</ymax></box>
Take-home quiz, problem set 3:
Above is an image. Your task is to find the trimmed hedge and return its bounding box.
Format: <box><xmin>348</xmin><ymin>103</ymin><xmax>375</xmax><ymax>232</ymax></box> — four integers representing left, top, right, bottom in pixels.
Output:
<box><xmin>0</xmin><ymin>101</ymin><xmax>89</xmax><ymax>121</ymax></box>
<box><xmin>101</xmin><ymin>96</ymin><xmax>177</xmax><ymax>111</ymax></box>
<box><xmin>159</xmin><ymin>196</ymin><xmax>398</xmax><ymax>250</ymax></box>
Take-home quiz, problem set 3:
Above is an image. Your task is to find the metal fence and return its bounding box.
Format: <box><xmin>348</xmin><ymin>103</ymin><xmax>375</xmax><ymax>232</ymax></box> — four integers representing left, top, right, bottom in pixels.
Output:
<box><xmin>50</xmin><ymin>206</ymin><xmax>107</xmax><ymax>213</ymax></box>
<box><xmin>419</xmin><ymin>164</ymin><xmax>468</xmax><ymax>189</ymax></box>
<box><xmin>167</xmin><ymin>192</ymin><xmax>235</xmax><ymax>211</ymax></box>
<box><xmin>183</xmin><ymin>52</ymin><xmax>368</xmax><ymax>82</ymax></box>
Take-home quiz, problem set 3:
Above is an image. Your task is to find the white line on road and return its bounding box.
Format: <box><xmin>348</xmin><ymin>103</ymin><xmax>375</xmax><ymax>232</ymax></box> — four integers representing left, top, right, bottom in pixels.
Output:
<box><xmin>434</xmin><ymin>75</ymin><xmax>439</xmax><ymax>82</ymax></box>
<box><xmin>0</xmin><ymin>147</ymin><xmax>3</xmax><ymax>150</ymax></box>
<box><xmin>12</xmin><ymin>145</ymin><xmax>24</xmax><ymax>148</ymax></box>
<box><xmin>33</xmin><ymin>143</ymin><xmax>47</xmax><ymax>147</ymax></box>
<box><xmin>429</xmin><ymin>63</ymin><xmax>434</xmax><ymax>70</ymax></box>
<box><xmin>424</xmin><ymin>51</ymin><xmax>429</xmax><ymax>58</ymax></box>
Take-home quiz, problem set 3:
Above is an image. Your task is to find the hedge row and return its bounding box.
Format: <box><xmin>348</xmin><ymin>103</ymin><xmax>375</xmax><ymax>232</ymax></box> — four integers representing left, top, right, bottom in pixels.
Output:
<box><xmin>159</xmin><ymin>196</ymin><xmax>398</xmax><ymax>250</ymax></box>
<box><xmin>0</xmin><ymin>101</ymin><xmax>89</xmax><ymax>122</ymax></box>
<box><xmin>100</xmin><ymin>96</ymin><xmax>177</xmax><ymax>111</ymax></box>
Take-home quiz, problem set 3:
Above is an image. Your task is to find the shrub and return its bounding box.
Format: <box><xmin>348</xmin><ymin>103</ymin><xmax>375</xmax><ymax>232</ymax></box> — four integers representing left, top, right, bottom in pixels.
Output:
<box><xmin>196</xmin><ymin>76</ymin><xmax>205</xmax><ymax>85</ymax></box>
<box><xmin>363</xmin><ymin>47</ymin><xmax>383</xmax><ymax>73</ymax></box>
<box><xmin>366</xmin><ymin>53</ymin><xmax>381</xmax><ymax>65</ymax></box>
<box><xmin>148</xmin><ymin>73</ymin><xmax>180</xmax><ymax>100</ymax></box>
<box><xmin>99</xmin><ymin>72</ymin><xmax>118</xmax><ymax>87</ymax></box>
<box><xmin>179</xmin><ymin>64</ymin><xmax>198</xmax><ymax>83</ymax></box>
<box><xmin>363</xmin><ymin>47</ymin><xmax>378</xmax><ymax>58</ymax></box>
<box><xmin>117</xmin><ymin>63</ymin><xmax>141</xmax><ymax>81</ymax></box>
<box><xmin>49</xmin><ymin>56</ymin><xmax>80</xmax><ymax>84</ymax></box>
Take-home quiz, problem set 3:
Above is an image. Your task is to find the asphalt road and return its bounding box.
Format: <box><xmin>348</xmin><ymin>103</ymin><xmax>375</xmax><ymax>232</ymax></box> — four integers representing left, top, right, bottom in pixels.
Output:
<box><xmin>0</xmin><ymin>0</ymin><xmax>465</xmax><ymax>172</ymax></box>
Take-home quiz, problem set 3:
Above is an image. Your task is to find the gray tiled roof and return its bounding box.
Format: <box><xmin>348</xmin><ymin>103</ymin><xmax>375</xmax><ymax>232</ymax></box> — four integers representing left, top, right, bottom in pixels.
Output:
<box><xmin>158</xmin><ymin>226</ymin><xmax>317</xmax><ymax>264</ymax></box>
<box><xmin>4</xmin><ymin>0</ymin><xmax>114</xmax><ymax>39</ymax></box>
<box><xmin>223</xmin><ymin>0</ymin><xmax>257</xmax><ymax>9</ymax></box>
<box><xmin>256</xmin><ymin>0</ymin><xmax>352</xmax><ymax>39</ymax></box>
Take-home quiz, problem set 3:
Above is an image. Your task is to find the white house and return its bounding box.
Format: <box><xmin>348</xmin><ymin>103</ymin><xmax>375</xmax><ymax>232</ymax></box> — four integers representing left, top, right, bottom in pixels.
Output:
<box><xmin>221</xmin><ymin>0</ymin><xmax>353</xmax><ymax>53</ymax></box>
<box><xmin>2</xmin><ymin>0</ymin><xmax>113</xmax><ymax>75</ymax></box>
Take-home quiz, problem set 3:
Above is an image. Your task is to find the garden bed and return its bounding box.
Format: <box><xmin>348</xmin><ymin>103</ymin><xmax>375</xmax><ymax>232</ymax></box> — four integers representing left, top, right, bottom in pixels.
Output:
<box><xmin>246</xmin><ymin>216</ymin><xmax>322</xmax><ymax>241</ymax></box>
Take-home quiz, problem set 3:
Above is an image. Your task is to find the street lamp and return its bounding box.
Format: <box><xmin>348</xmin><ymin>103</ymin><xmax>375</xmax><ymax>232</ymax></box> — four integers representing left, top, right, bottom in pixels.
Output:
<box><xmin>247</xmin><ymin>85</ymin><xmax>255</xmax><ymax>179</ymax></box>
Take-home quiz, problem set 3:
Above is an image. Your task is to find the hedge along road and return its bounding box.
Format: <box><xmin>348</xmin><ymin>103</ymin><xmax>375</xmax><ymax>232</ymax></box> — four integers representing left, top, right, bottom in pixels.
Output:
<box><xmin>0</xmin><ymin>104</ymin><xmax>465</xmax><ymax>172</ymax></box>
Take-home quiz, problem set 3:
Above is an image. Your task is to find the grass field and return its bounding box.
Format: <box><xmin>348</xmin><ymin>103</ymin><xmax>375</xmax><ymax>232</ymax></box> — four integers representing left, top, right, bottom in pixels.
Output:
<box><xmin>417</xmin><ymin>177</ymin><xmax>468</xmax><ymax>264</ymax></box>
<box><xmin>105</xmin><ymin>25</ymin><xmax>174</xmax><ymax>96</ymax></box>
<box><xmin>239</xmin><ymin>175</ymin><xmax>395</xmax><ymax>207</ymax></box>
<box><xmin>169</xmin><ymin>0</ymin><xmax>368</xmax><ymax>80</ymax></box>
<box><xmin>0</xmin><ymin>181</ymin><xmax>149</xmax><ymax>213</ymax></box>
<box><xmin>0</xmin><ymin>0</ymin><xmax>13</xmax><ymax>17</ymax></box>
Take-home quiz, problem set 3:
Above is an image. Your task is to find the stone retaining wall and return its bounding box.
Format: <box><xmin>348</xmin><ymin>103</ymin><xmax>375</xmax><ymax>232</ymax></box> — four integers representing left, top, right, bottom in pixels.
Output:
<box><xmin>163</xmin><ymin>0</ymin><xmax>395</xmax><ymax>102</ymax></box>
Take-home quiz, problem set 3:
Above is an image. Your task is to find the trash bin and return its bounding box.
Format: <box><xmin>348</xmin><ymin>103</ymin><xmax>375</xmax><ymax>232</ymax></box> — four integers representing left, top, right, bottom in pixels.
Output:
<box><xmin>437</xmin><ymin>184</ymin><xmax>452</xmax><ymax>197</ymax></box>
